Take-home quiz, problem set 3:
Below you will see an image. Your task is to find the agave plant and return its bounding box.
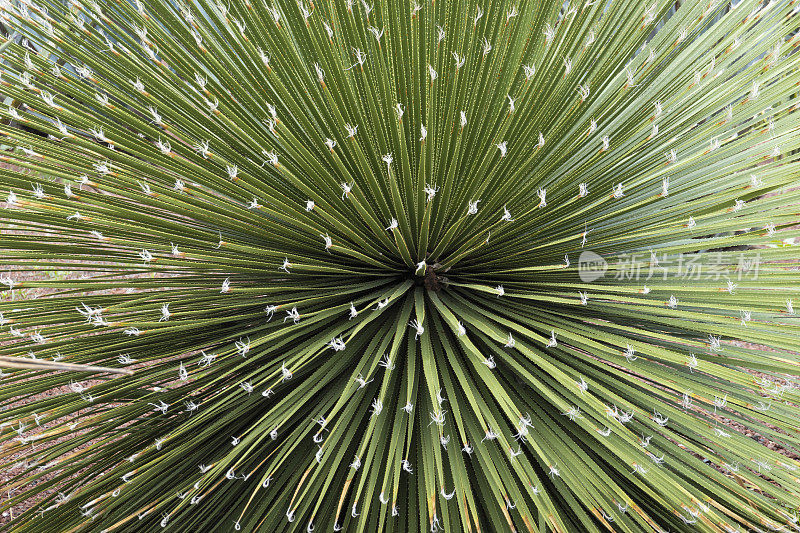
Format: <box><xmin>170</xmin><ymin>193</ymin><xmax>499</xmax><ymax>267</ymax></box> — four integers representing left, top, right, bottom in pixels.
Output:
<box><xmin>1</xmin><ymin>0</ymin><xmax>800</xmax><ymax>530</ymax></box>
